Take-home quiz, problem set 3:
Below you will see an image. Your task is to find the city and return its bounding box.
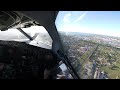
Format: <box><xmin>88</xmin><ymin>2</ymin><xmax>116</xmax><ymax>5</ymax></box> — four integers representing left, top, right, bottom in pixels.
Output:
<box><xmin>59</xmin><ymin>31</ymin><xmax>120</xmax><ymax>79</ymax></box>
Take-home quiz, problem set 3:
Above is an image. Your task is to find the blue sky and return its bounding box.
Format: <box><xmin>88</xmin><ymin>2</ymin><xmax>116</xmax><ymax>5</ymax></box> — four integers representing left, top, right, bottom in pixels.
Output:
<box><xmin>55</xmin><ymin>11</ymin><xmax>120</xmax><ymax>37</ymax></box>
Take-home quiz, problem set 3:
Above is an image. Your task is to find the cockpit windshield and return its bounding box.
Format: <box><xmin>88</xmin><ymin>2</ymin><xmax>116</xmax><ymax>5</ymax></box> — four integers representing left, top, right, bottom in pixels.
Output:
<box><xmin>55</xmin><ymin>11</ymin><xmax>120</xmax><ymax>79</ymax></box>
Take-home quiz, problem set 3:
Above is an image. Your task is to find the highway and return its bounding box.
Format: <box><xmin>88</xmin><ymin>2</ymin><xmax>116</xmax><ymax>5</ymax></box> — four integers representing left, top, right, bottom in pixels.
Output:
<box><xmin>83</xmin><ymin>44</ymin><xmax>99</xmax><ymax>79</ymax></box>
<box><xmin>87</xmin><ymin>44</ymin><xmax>99</xmax><ymax>59</ymax></box>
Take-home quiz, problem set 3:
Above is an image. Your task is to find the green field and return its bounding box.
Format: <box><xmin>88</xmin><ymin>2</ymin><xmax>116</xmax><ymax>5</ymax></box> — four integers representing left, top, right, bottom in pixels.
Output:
<box><xmin>76</xmin><ymin>40</ymin><xmax>120</xmax><ymax>79</ymax></box>
<box><xmin>61</xmin><ymin>34</ymin><xmax>120</xmax><ymax>79</ymax></box>
<box><xmin>90</xmin><ymin>45</ymin><xmax>120</xmax><ymax>79</ymax></box>
<box><xmin>100</xmin><ymin>63</ymin><xmax>120</xmax><ymax>79</ymax></box>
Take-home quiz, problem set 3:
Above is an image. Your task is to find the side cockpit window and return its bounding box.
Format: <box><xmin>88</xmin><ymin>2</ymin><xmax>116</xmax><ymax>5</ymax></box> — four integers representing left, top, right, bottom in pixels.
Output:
<box><xmin>0</xmin><ymin>26</ymin><xmax>52</xmax><ymax>49</ymax></box>
<box><xmin>0</xmin><ymin>11</ymin><xmax>53</xmax><ymax>49</ymax></box>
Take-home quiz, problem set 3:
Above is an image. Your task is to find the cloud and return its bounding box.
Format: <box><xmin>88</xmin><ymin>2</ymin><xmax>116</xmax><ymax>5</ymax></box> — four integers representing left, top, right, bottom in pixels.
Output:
<box><xmin>63</xmin><ymin>13</ymin><xmax>71</xmax><ymax>23</ymax></box>
<box><xmin>73</xmin><ymin>11</ymin><xmax>88</xmax><ymax>23</ymax></box>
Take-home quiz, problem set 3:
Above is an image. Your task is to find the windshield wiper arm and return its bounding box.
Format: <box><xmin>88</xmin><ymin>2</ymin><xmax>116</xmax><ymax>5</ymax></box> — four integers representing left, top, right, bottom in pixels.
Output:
<box><xmin>17</xmin><ymin>28</ymin><xmax>33</xmax><ymax>41</ymax></box>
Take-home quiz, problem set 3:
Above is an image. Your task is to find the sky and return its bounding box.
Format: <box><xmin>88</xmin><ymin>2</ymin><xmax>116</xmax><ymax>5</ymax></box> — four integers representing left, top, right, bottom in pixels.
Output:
<box><xmin>55</xmin><ymin>11</ymin><xmax>120</xmax><ymax>37</ymax></box>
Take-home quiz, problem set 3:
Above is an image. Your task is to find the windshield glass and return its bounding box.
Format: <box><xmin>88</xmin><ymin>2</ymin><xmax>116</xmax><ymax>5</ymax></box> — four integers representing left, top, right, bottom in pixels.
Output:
<box><xmin>0</xmin><ymin>26</ymin><xmax>52</xmax><ymax>49</ymax></box>
<box><xmin>55</xmin><ymin>11</ymin><xmax>120</xmax><ymax>79</ymax></box>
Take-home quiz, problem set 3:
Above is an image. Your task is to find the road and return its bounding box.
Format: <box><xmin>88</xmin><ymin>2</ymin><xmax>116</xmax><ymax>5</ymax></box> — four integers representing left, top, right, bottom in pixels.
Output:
<box><xmin>87</xmin><ymin>44</ymin><xmax>99</xmax><ymax>59</ymax></box>
<box><xmin>85</xmin><ymin>44</ymin><xmax>99</xmax><ymax>79</ymax></box>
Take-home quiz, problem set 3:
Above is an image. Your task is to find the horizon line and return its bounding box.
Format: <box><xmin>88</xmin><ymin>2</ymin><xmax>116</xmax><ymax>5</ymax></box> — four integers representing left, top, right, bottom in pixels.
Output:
<box><xmin>59</xmin><ymin>31</ymin><xmax>120</xmax><ymax>38</ymax></box>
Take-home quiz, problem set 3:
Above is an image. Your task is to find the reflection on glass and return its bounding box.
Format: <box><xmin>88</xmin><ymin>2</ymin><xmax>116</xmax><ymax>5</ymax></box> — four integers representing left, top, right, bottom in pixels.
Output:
<box><xmin>55</xmin><ymin>11</ymin><xmax>120</xmax><ymax>79</ymax></box>
<box><xmin>0</xmin><ymin>26</ymin><xmax>53</xmax><ymax>49</ymax></box>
